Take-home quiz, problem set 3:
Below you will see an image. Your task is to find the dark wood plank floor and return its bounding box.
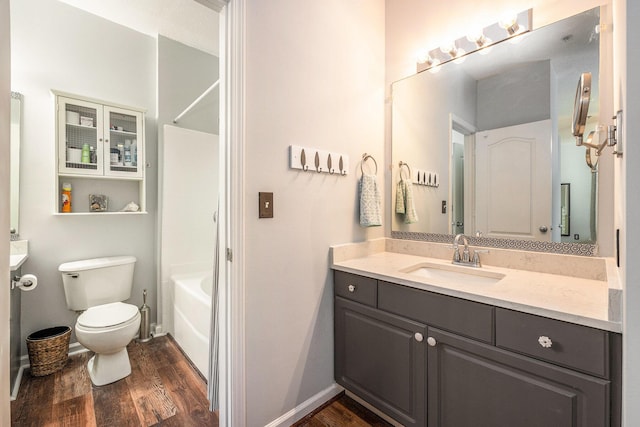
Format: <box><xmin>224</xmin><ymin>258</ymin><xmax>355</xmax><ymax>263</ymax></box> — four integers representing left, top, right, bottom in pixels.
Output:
<box><xmin>11</xmin><ymin>335</ymin><xmax>218</xmax><ymax>427</ymax></box>
<box><xmin>293</xmin><ymin>393</ymin><xmax>393</xmax><ymax>427</ymax></box>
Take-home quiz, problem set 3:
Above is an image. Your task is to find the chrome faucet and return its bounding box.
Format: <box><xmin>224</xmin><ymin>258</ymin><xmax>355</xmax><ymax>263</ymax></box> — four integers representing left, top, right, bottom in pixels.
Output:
<box><xmin>452</xmin><ymin>233</ymin><xmax>487</xmax><ymax>268</ymax></box>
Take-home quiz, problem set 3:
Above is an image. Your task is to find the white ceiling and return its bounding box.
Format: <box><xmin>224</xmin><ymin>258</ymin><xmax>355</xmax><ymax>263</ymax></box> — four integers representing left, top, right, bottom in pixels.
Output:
<box><xmin>58</xmin><ymin>0</ymin><xmax>220</xmax><ymax>56</ymax></box>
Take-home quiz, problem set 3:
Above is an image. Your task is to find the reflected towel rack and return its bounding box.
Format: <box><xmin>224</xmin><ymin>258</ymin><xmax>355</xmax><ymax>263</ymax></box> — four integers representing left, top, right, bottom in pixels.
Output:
<box><xmin>361</xmin><ymin>153</ymin><xmax>378</xmax><ymax>175</ymax></box>
<box><xmin>173</xmin><ymin>79</ymin><xmax>220</xmax><ymax>123</ymax></box>
<box><xmin>399</xmin><ymin>161</ymin><xmax>411</xmax><ymax>180</ymax></box>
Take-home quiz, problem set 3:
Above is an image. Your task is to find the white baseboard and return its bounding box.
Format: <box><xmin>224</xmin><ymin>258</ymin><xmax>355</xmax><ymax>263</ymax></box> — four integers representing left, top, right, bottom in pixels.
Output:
<box><xmin>264</xmin><ymin>383</ymin><xmax>344</xmax><ymax>427</ymax></box>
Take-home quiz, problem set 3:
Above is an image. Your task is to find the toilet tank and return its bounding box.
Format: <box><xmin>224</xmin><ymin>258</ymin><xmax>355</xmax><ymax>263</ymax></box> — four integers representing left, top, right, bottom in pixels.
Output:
<box><xmin>59</xmin><ymin>256</ymin><xmax>136</xmax><ymax>310</ymax></box>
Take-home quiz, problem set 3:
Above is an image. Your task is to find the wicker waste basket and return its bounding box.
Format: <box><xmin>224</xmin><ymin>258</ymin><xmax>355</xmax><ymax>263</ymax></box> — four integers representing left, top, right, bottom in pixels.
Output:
<box><xmin>26</xmin><ymin>326</ymin><xmax>71</xmax><ymax>376</ymax></box>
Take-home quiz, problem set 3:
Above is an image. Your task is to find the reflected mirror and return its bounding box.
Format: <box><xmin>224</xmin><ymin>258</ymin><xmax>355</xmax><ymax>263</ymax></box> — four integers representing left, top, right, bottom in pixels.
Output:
<box><xmin>10</xmin><ymin>92</ymin><xmax>22</xmax><ymax>235</ymax></box>
<box><xmin>391</xmin><ymin>7</ymin><xmax>606</xmax><ymax>244</ymax></box>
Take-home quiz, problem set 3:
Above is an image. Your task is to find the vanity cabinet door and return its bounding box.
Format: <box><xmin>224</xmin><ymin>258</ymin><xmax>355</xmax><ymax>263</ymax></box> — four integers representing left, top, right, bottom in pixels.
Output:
<box><xmin>335</xmin><ymin>297</ymin><xmax>426</xmax><ymax>427</ymax></box>
<box><xmin>427</xmin><ymin>327</ymin><xmax>610</xmax><ymax>427</ymax></box>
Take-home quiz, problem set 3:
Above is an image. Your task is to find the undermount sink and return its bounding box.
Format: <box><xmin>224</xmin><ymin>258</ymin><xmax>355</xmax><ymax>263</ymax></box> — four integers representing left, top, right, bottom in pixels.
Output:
<box><xmin>401</xmin><ymin>262</ymin><xmax>505</xmax><ymax>286</ymax></box>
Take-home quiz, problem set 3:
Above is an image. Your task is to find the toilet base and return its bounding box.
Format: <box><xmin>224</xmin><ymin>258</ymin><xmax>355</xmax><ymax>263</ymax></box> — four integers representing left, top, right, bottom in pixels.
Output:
<box><xmin>87</xmin><ymin>348</ymin><xmax>132</xmax><ymax>386</ymax></box>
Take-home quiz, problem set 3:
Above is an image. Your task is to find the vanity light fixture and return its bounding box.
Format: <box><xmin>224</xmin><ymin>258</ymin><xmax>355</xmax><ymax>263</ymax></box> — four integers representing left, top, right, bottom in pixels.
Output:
<box><xmin>416</xmin><ymin>9</ymin><xmax>532</xmax><ymax>73</ymax></box>
<box><xmin>499</xmin><ymin>15</ymin><xmax>522</xmax><ymax>36</ymax></box>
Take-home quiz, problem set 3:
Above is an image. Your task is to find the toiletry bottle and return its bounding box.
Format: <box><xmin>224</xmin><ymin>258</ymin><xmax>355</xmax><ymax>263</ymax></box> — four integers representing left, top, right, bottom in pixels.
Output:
<box><xmin>131</xmin><ymin>140</ymin><xmax>137</xmax><ymax>166</ymax></box>
<box><xmin>61</xmin><ymin>183</ymin><xmax>72</xmax><ymax>213</ymax></box>
<box><xmin>89</xmin><ymin>146</ymin><xmax>97</xmax><ymax>164</ymax></box>
<box><xmin>117</xmin><ymin>143</ymin><xmax>124</xmax><ymax>166</ymax></box>
<box><xmin>110</xmin><ymin>148</ymin><xmax>119</xmax><ymax>165</ymax></box>
<box><xmin>81</xmin><ymin>143</ymin><xmax>90</xmax><ymax>163</ymax></box>
<box><xmin>124</xmin><ymin>140</ymin><xmax>132</xmax><ymax>166</ymax></box>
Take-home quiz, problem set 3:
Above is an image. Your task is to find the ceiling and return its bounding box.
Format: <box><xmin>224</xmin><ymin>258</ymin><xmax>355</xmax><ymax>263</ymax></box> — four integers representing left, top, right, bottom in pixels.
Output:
<box><xmin>58</xmin><ymin>0</ymin><xmax>220</xmax><ymax>56</ymax></box>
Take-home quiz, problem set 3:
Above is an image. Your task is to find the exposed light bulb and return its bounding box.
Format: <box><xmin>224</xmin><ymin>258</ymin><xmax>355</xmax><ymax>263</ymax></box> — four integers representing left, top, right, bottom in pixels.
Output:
<box><xmin>440</xmin><ymin>42</ymin><xmax>459</xmax><ymax>58</ymax></box>
<box><xmin>499</xmin><ymin>15</ymin><xmax>522</xmax><ymax>36</ymax></box>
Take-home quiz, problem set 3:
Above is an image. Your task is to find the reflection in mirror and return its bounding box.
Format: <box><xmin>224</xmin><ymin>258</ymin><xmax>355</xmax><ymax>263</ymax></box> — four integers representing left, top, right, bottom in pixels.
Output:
<box><xmin>560</xmin><ymin>183</ymin><xmax>570</xmax><ymax>236</ymax></box>
<box><xmin>391</xmin><ymin>7</ymin><xmax>605</xmax><ymax>245</ymax></box>
<box><xmin>10</xmin><ymin>92</ymin><xmax>22</xmax><ymax>236</ymax></box>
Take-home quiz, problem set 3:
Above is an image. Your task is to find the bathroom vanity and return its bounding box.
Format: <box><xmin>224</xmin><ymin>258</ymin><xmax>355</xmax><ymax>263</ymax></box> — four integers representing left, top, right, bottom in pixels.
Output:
<box><xmin>332</xmin><ymin>239</ymin><xmax>621</xmax><ymax>427</ymax></box>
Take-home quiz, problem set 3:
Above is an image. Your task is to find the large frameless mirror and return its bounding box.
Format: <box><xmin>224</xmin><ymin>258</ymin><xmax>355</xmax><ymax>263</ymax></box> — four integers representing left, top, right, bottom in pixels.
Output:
<box><xmin>391</xmin><ymin>7</ymin><xmax>606</xmax><ymax>247</ymax></box>
<box><xmin>10</xmin><ymin>92</ymin><xmax>22</xmax><ymax>236</ymax></box>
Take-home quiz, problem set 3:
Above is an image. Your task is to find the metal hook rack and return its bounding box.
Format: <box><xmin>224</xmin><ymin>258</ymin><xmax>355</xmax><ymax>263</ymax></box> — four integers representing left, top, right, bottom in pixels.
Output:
<box><xmin>361</xmin><ymin>153</ymin><xmax>378</xmax><ymax>175</ymax></box>
<box><xmin>289</xmin><ymin>145</ymin><xmax>349</xmax><ymax>175</ymax></box>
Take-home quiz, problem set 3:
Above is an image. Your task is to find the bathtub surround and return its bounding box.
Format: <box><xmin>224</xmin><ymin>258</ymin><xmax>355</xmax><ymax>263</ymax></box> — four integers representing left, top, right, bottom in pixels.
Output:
<box><xmin>172</xmin><ymin>270</ymin><xmax>213</xmax><ymax>377</ymax></box>
<box><xmin>159</xmin><ymin>125</ymin><xmax>218</xmax><ymax>337</ymax></box>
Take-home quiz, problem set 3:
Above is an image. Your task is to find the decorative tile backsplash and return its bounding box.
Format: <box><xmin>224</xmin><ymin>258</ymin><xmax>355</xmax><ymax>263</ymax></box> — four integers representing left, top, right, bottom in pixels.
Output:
<box><xmin>391</xmin><ymin>231</ymin><xmax>597</xmax><ymax>257</ymax></box>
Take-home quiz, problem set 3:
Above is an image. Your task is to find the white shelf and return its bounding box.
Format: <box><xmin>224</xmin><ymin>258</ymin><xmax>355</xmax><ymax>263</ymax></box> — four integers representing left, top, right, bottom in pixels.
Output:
<box><xmin>58</xmin><ymin>173</ymin><xmax>144</xmax><ymax>181</ymax></box>
<box><xmin>53</xmin><ymin>211</ymin><xmax>148</xmax><ymax>216</ymax></box>
<box><xmin>66</xmin><ymin>122</ymin><xmax>97</xmax><ymax>130</ymax></box>
<box><xmin>109</xmin><ymin>129</ymin><xmax>137</xmax><ymax>136</ymax></box>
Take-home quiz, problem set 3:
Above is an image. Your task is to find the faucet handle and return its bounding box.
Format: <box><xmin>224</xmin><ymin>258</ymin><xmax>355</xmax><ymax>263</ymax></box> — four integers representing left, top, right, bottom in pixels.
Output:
<box><xmin>471</xmin><ymin>249</ymin><xmax>489</xmax><ymax>267</ymax></box>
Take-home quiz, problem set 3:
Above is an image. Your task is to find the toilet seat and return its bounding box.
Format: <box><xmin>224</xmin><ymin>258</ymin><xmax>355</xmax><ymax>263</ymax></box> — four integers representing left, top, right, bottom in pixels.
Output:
<box><xmin>78</xmin><ymin>302</ymin><xmax>139</xmax><ymax>329</ymax></box>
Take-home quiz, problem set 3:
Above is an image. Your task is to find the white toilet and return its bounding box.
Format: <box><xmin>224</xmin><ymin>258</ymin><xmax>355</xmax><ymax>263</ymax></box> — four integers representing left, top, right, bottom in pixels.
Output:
<box><xmin>59</xmin><ymin>256</ymin><xmax>141</xmax><ymax>386</ymax></box>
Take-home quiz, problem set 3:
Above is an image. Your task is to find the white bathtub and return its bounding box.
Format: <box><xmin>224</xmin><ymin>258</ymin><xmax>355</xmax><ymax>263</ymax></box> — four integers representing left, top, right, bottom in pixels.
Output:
<box><xmin>172</xmin><ymin>271</ymin><xmax>212</xmax><ymax>378</ymax></box>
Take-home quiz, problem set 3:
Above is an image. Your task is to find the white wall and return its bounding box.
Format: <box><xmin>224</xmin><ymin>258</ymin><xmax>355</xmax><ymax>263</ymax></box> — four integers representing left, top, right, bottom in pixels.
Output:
<box><xmin>243</xmin><ymin>1</ymin><xmax>385</xmax><ymax>425</ymax></box>
<box><xmin>11</xmin><ymin>0</ymin><xmax>158</xmax><ymax>352</ymax></box>
<box><xmin>1</xmin><ymin>0</ymin><xmax>11</xmax><ymax>422</ymax></box>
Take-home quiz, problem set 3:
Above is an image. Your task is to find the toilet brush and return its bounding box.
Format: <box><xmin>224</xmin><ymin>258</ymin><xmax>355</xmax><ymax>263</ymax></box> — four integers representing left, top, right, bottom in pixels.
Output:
<box><xmin>138</xmin><ymin>289</ymin><xmax>152</xmax><ymax>342</ymax></box>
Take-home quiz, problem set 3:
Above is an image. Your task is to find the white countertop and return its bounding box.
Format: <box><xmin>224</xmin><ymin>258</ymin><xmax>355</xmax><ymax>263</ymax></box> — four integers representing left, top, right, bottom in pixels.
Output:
<box><xmin>331</xmin><ymin>239</ymin><xmax>622</xmax><ymax>333</ymax></box>
<box><xmin>10</xmin><ymin>240</ymin><xmax>28</xmax><ymax>271</ymax></box>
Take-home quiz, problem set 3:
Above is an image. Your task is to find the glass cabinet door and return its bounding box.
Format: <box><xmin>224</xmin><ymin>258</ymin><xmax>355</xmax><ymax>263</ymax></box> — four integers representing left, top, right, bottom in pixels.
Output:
<box><xmin>104</xmin><ymin>106</ymin><xmax>143</xmax><ymax>178</ymax></box>
<box><xmin>57</xmin><ymin>97</ymin><xmax>104</xmax><ymax>176</ymax></box>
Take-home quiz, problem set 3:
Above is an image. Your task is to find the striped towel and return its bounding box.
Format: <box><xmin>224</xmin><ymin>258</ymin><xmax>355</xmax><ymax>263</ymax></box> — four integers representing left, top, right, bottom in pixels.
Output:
<box><xmin>359</xmin><ymin>174</ymin><xmax>382</xmax><ymax>227</ymax></box>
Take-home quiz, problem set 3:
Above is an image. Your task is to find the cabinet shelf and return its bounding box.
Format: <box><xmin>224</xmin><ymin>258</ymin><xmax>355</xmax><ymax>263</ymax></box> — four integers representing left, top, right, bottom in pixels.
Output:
<box><xmin>109</xmin><ymin>129</ymin><xmax>137</xmax><ymax>136</ymax></box>
<box><xmin>66</xmin><ymin>122</ymin><xmax>97</xmax><ymax>130</ymax></box>
<box><xmin>53</xmin><ymin>211</ymin><xmax>148</xmax><ymax>216</ymax></box>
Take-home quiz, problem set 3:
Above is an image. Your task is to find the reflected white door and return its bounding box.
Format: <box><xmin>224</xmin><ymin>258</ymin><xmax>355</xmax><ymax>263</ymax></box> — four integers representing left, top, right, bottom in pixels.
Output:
<box><xmin>475</xmin><ymin>120</ymin><xmax>552</xmax><ymax>241</ymax></box>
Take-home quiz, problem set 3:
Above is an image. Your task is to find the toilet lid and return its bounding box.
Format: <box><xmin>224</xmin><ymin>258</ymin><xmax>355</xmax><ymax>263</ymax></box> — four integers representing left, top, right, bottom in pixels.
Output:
<box><xmin>77</xmin><ymin>302</ymin><xmax>139</xmax><ymax>328</ymax></box>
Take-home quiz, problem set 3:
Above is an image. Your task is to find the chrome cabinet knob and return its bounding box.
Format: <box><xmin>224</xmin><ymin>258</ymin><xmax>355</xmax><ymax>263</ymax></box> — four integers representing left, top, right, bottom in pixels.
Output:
<box><xmin>347</xmin><ymin>284</ymin><xmax>356</xmax><ymax>293</ymax></box>
<box><xmin>538</xmin><ymin>336</ymin><xmax>553</xmax><ymax>348</ymax></box>
<box><xmin>414</xmin><ymin>333</ymin><xmax>424</xmax><ymax>342</ymax></box>
<box><xmin>427</xmin><ymin>337</ymin><xmax>437</xmax><ymax>347</ymax></box>
<box><xmin>539</xmin><ymin>226</ymin><xmax>548</xmax><ymax>233</ymax></box>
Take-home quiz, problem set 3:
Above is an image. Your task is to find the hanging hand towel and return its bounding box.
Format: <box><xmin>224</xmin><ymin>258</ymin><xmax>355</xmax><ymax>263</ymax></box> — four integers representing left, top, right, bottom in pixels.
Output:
<box><xmin>359</xmin><ymin>174</ymin><xmax>382</xmax><ymax>227</ymax></box>
<box><xmin>403</xmin><ymin>180</ymin><xmax>419</xmax><ymax>224</ymax></box>
<box><xmin>395</xmin><ymin>179</ymin><xmax>406</xmax><ymax>214</ymax></box>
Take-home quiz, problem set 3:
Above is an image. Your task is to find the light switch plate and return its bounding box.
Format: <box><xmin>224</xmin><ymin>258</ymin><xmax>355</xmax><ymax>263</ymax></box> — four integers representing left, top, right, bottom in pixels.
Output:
<box><xmin>259</xmin><ymin>192</ymin><xmax>274</xmax><ymax>218</ymax></box>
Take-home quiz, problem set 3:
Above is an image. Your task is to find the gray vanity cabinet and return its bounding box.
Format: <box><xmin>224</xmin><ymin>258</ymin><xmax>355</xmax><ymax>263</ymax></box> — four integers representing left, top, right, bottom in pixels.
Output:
<box><xmin>427</xmin><ymin>327</ymin><xmax>610</xmax><ymax>427</ymax></box>
<box><xmin>335</xmin><ymin>297</ymin><xmax>427</xmax><ymax>427</ymax></box>
<box><xmin>334</xmin><ymin>270</ymin><xmax>621</xmax><ymax>427</ymax></box>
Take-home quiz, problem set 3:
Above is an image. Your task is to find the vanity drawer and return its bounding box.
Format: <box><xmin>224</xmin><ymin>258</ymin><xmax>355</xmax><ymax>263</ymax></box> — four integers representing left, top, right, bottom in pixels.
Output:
<box><xmin>378</xmin><ymin>281</ymin><xmax>494</xmax><ymax>343</ymax></box>
<box><xmin>495</xmin><ymin>308</ymin><xmax>610</xmax><ymax>378</ymax></box>
<box><xmin>334</xmin><ymin>271</ymin><xmax>377</xmax><ymax>307</ymax></box>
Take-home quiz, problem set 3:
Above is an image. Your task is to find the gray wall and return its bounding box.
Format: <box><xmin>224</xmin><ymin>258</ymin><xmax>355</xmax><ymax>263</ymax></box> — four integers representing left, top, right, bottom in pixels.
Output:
<box><xmin>11</xmin><ymin>0</ymin><xmax>158</xmax><ymax>353</ymax></box>
<box><xmin>476</xmin><ymin>60</ymin><xmax>551</xmax><ymax>131</ymax></box>
<box><xmin>158</xmin><ymin>35</ymin><xmax>219</xmax><ymax>135</ymax></box>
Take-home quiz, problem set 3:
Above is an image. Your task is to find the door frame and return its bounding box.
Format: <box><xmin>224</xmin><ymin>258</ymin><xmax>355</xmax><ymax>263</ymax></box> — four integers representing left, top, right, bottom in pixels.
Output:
<box><xmin>219</xmin><ymin>0</ymin><xmax>246</xmax><ymax>425</ymax></box>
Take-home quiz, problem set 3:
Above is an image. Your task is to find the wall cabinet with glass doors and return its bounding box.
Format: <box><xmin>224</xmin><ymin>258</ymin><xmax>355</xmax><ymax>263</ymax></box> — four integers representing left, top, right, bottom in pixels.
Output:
<box><xmin>55</xmin><ymin>92</ymin><xmax>146</xmax><ymax>214</ymax></box>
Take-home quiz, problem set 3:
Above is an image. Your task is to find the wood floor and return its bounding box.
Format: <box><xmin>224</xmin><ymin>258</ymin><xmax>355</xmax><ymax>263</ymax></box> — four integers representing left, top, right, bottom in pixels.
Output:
<box><xmin>294</xmin><ymin>393</ymin><xmax>393</xmax><ymax>427</ymax></box>
<box><xmin>12</xmin><ymin>334</ymin><xmax>390</xmax><ymax>426</ymax></box>
<box><xmin>11</xmin><ymin>335</ymin><xmax>218</xmax><ymax>426</ymax></box>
